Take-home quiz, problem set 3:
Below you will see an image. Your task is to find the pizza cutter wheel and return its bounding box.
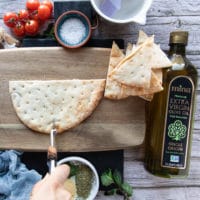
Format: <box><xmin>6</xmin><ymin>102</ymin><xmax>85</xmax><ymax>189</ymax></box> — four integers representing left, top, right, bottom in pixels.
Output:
<box><xmin>47</xmin><ymin>127</ymin><xmax>57</xmax><ymax>174</ymax></box>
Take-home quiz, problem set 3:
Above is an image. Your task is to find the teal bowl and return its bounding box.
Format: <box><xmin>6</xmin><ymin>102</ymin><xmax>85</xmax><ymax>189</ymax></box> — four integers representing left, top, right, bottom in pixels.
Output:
<box><xmin>54</xmin><ymin>10</ymin><xmax>92</xmax><ymax>48</ymax></box>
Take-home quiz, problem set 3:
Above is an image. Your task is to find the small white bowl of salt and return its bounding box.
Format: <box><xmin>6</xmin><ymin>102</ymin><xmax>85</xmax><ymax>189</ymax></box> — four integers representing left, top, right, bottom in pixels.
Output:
<box><xmin>54</xmin><ymin>10</ymin><xmax>94</xmax><ymax>48</ymax></box>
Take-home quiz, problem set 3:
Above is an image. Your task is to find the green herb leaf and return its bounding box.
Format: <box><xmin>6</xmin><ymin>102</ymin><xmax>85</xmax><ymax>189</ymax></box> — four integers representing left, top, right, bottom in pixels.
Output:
<box><xmin>68</xmin><ymin>163</ymin><xmax>78</xmax><ymax>178</ymax></box>
<box><xmin>101</xmin><ymin>169</ymin><xmax>114</xmax><ymax>186</ymax></box>
<box><xmin>100</xmin><ymin>169</ymin><xmax>133</xmax><ymax>199</ymax></box>
<box><xmin>121</xmin><ymin>182</ymin><xmax>133</xmax><ymax>197</ymax></box>
<box><xmin>104</xmin><ymin>188</ymin><xmax>117</xmax><ymax>196</ymax></box>
<box><xmin>113</xmin><ymin>170</ymin><xmax>122</xmax><ymax>186</ymax></box>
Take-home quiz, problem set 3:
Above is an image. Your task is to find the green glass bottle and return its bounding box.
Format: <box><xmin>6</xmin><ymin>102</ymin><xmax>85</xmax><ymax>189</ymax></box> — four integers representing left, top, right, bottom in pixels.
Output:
<box><xmin>144</xmin><ymin>31</ymin><xmax>198</xmax><ymax>177</ymax></box>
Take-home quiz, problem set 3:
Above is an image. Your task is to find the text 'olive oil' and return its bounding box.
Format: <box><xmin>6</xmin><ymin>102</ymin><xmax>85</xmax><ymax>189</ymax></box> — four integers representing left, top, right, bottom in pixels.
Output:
<box><xmin>144</xmin><ymin>31</ymin><xmax>198</xmax><ymax>177</ymax></box>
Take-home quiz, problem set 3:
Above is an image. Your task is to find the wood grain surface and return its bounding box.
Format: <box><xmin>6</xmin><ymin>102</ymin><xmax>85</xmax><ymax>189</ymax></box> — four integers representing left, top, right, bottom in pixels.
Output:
<box><xmin>0</xmin><ymin>47</ymin><xmax>145</xmax><ymax>151</ymax></box>
<box><xmin>0</xmin><ymin>0</ymin><xmax>200</xmax><ymax>199</ymax></box>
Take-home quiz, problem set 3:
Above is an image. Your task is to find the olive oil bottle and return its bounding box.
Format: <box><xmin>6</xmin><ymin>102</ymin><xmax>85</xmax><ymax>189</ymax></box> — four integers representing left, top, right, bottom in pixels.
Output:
<box><xmin>144</xmin><ymin>31</ymin><xmax>198</xmax><ymax>177</ymax></box>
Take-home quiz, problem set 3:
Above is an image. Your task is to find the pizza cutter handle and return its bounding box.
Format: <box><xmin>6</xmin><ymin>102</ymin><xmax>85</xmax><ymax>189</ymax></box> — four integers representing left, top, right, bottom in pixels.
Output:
<box><xmin>49</xmin><ymin>159</ymin><xmax>56</xmax><ymax>174</ymax></box>
<box><xmin>47</xmin><ymin>129</ymin><xmax>57</xmax><ymax>174</ymax></box>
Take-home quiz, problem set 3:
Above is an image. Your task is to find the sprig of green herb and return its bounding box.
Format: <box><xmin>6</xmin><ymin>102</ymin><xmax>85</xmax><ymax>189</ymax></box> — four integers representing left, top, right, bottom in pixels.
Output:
<box><xmin>68</xmin><ymin>163</ymin><xmax>79</xmax><ymax>178</ymax></box>
<box><xmin>101</xmin><ymin>169</ymin><xmax>133</xmax><ymax>200</ymax></box>
<box><xmin>42</xmin><ymin>23</ymin><xmax>55</xmax><ymax>38</ymax></box>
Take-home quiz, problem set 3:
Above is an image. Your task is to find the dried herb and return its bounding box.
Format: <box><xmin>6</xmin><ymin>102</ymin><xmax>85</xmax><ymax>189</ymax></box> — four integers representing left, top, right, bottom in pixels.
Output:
<box><xmin>75</xmin><ymin>164</ymin><xmax>93</xmax><ymax>199</ymax></box>
<box><xmin>101</xmin><ymin>169</ymin><xmax>133</xmax><ymax>200</ymax></box>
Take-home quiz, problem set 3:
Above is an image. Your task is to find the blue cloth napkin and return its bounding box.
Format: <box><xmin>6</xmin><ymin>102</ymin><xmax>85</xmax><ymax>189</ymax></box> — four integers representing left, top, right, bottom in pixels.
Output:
<box><xmin>0</xmin><ymin>150</ymin><xmax>42</xmax><ymax>200</ymax></box>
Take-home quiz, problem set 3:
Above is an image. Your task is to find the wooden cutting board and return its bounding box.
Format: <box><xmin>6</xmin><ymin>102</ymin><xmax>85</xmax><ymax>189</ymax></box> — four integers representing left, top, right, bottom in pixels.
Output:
<box><xmin>0</xmin><ymin>47</ymin><xmax>145</xmax><ymax>152</ymax></box>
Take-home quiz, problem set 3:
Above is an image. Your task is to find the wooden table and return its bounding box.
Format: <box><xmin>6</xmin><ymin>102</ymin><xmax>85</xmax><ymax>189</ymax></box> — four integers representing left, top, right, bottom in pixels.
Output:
<box><xmin>0</xmin><ymin>0</ymin><xmax>200</xmax><ymax>199</ymax></box>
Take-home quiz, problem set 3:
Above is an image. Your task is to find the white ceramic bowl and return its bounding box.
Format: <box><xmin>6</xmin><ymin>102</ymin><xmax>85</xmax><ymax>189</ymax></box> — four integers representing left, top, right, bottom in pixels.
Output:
<box><xmin>57</xmin><ymin>156</ymin><xmax>99</xmax><ymax>200</ymax></box>
<box><xmin>90</xmin><ymin>0</ymin><xmax>153</xmax><ymax>24</ymax></box>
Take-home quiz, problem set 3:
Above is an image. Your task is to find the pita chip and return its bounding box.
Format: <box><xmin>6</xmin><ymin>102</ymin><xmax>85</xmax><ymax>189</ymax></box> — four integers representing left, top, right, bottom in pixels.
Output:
<box><xmin>137</xmin><ymin>30</ymin><xmax>149</xmax><ymax>45</ymax></box>
<box><xmin>137</xmin><ymin>30</ymin><xmax>172</xmax><ymax>69</ymax></box>
<box><xmin>105</xmin><ymin>42</ymin><xmax>155</xmax><ymax>99</ymax></box>
<box><xmin>104</xmin><ymin>41</ymin><xmax>129</xmax><ymax>99</ymax></box>
<box><xmin>110</xmin><ymin>38</ymin><xmax>154</xmax><ymax>88</ymax></box>
<box><xmin>125</xmin><ymin>42</ymin><xmax>133</xmax><ymax>56</ymax></box>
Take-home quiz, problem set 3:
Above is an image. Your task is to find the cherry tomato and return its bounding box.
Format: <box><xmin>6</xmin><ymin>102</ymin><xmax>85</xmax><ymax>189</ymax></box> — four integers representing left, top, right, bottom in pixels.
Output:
<box><xmin>3</xmin><ymin>12</ymin><xmax>18</xmax><ymax>28</ymax></box>
<box><xmin>25</xmin><ymin>20</ymin><xmax>39</xmax><ymax>35</ymax></box>
<box><xmin>18</xmin><ymin>9</ymin><xmax>29</xmax><ymax>22</ymax></box>
<box><xmin>29</xmin><ymin>10</ymin><xmax>39</xmax><ymax>21</ymax></box>
<box><xmin>13</xmin><ymin>22</ymin><xmax>25</xmax><ymax>37</ymax></box>
<box><xmin>38</xmin><ymin>4</ymin><xmax>51</xmax><ymax>20</ymax></box>
<box><xmin>41</xmin><ymin>0</ymin><xmax>53</xmax><ymax>12</ymax></box>
<box><xmin>26</xmin><ymin>0</ymin><xmax>40</xmax><ymax>11</ymax></box>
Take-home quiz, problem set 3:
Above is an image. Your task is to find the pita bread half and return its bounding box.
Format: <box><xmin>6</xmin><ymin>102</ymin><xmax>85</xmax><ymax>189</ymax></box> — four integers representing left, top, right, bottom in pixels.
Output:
<box><xmin>9</xmin><ymin>79</ymin><xmax>105</xmax><ymax>134</ymax></box>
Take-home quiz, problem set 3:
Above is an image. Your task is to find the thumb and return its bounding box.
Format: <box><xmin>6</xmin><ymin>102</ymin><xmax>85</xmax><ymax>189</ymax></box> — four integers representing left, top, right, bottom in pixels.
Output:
<box><xmin>50</xmin><ymin>164</ymin><xmax>70</xmax><ymax>185</ymax></box>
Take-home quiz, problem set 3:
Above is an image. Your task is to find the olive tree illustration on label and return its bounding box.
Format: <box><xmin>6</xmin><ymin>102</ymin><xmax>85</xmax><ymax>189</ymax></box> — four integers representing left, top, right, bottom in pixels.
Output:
<box><xmin>168</xmin><ymin>120</ymin><xmax>187</xmax><ymax>141</ymax></box>
<box><xmin>161</xmin><ymin>76</ymin><xmax>194</xmax><ymax>169</ymax></box>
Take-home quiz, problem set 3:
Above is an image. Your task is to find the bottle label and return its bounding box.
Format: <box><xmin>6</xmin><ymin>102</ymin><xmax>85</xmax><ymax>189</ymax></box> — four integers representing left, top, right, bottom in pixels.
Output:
<box><xmin>161</xmin><ymin>76</ymin><xmax>194</xmax><ymax>169</ymax></box>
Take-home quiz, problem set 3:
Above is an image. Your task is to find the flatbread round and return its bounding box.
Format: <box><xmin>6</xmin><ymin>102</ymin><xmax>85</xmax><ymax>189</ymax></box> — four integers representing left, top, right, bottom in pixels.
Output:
<box><xmin>9</xmin><ymin>79</ymin><xmax>105</xmax><ymax>134</ymax></box>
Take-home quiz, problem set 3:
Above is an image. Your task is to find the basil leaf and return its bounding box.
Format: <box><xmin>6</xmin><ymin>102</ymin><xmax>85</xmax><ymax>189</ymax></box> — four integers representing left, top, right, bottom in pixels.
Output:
<box><xmin>105</xmin><ymin>188</ymin><xmax>117</xmax><ymax>196</ymax></box>
<box><xmin>113</xmin><ymin>170</ymin><xmax>122</xmax><ymax>186</ymax></box>
<box><xmin>121</xmin><ymin>182</ymin><xmax>133</xmax><ymax>197</ymax></box>
<box><xmin>101</xmin><ymin>169</ymin><xmax>114</xmax><ymax>186</ymax></box>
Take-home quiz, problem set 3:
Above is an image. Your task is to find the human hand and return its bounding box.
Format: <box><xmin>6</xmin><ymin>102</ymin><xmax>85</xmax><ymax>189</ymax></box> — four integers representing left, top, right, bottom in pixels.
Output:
<box><xmin>30</xmin><ymin>165</ymin><xmax>71</xmax><ymax>200</ymax></box>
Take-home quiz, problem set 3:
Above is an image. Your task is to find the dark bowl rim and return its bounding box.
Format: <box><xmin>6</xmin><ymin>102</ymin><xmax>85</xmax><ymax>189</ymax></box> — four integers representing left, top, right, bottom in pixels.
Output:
<box><xmin>54</xmin><ymin>10</ymin><xmax>92</xmax><ymax>48</ymax></box>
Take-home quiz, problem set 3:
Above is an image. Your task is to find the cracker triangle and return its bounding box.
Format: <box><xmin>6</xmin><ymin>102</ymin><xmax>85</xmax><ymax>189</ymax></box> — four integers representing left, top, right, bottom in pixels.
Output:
<box><xmin>137</xmin><ymin>30</ymin><xmax>149</xmax><ymax>45</ymax></box>
<box><xmin>125</xmin><ymin>42</ymin><xmax>133</xmax><ymax>56</ymax></box>
<box><xmin>9</xmin><ymin>79</ymin><xmax>105</xmax><ymax>134</ymax></box>
<box><xmin>104</xmin><ymin>41</ymin><xmax>130</xmax><ymax>99</ymax></box>
<box><xmin>136</xmin><ymin>31</ymin><xmax>165</xmax><ymax>100</ymax></box>
<box><xmin>139</xmin><ymin>69</ymin><xmax>163</xmax><ymax>101</ymax></box>
<box><xmin>104</xmin><ymin>42</ymin><xmax>163</xmax><ymax>99</ymax></box>
<box><xmin>119</xmin><ymin>71</ymin><xmax>163</xmax><ymax>96</ymax></box>
<box><xmin>137</xmin><ymin>30</ymin><xmax>172</xmax><ymax>69</ymax></box>
<box><xmin>110</xmin><ymin>38</ymin><xmax>154</xmax><ymax>88</ymax></box>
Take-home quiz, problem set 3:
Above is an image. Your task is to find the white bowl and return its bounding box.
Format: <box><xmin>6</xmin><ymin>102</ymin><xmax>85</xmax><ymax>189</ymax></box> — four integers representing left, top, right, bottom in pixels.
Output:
<box><xmin>57</xmin><ymin>156</ymin><xmax>99</xmax><ymax>200</ymax></box>
<box><xmin>90</xmin><ymin>0</ymin><xmax>153</xmax><ymax>24</ymax></box>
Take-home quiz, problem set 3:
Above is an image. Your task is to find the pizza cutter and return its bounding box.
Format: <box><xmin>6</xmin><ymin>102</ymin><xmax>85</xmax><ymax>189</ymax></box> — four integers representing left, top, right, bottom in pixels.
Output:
<box><xmin>47</xmin><ymin>127</ymin><xmax>57</xmax><ymax>174</ymax></box>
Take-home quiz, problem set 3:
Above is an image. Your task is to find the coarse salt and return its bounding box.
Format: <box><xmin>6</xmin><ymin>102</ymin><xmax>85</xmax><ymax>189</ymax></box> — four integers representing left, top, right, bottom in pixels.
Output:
<box><xmin>60</xmin><ymin>18</ymin><xmax>87</xmax><ymax>45</ymax></box>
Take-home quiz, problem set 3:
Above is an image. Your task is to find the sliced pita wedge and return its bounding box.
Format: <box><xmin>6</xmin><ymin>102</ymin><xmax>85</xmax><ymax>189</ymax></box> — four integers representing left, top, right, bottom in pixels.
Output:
<box><xmin>139</xmin><ymin>69</ymin><xmax>163</xmax><ymax>101</ymax></box>
<box><xmin>124</xmin><ymin>71</ymin><xmax>163</xmax><ymax>96</ymax></box>
<box><xmin>105</xmin><ymin>42</ymin><xmax>146</xmax><ymax>99</ymax></box>
<box><xmin>110</xmin><ymin>38</ymin><xmax>154</xmax><ymax>88</ymax></box>
<box><xmin>152</xmin><ymin>68</ymin><xmax>163</xmax><ymax>83</ymax></box>
<box><xmin>126</xmin><ymin>42</ymin><xmax>163</xmax><ymax>98</ymax></box>
<box><xmin>137</xmin><ymin>30</ymin><xmax>149</xmax><ymax>45</ymax></box>
<box><xmin>137</xmin><ymin>30</ymin><xmax>172</xmax><ymax>69</ymax></box>
<box><xmin>105</xmin><ymin>41</ymin><xmax>163</xmax><ymax>99</ymax></box>
<box><xmin>126</xmin><ymin>42</ymin><xmax>133</xmax><ymax>56</ymax></box>
<box><xmin>9</xmin><ymin>79</ymin><xmax>105</xmax><ymax>134</ymax></box>
<box><xmin>108</xmin><ymin>41</ymin><xmax>125</xmax><ymax>68</ymax></box>
<box><xmin>149</xmin><ymin>43</ymin><xmax>172</xmax><ymax>68</ymax></box>
<box><xmin>137</xmin><ymin>31</ymin><xmax>163</xmax><ymax>84</ymax></box>
<box><xmin>136</xmin><ymin>31</ymin><xmax>165</xmax><ymax>101</ymax></box>
<box><xmin>104</xmin><ymin>41</ymin><xmax>129</xmax><ymax>99</ymax></box>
